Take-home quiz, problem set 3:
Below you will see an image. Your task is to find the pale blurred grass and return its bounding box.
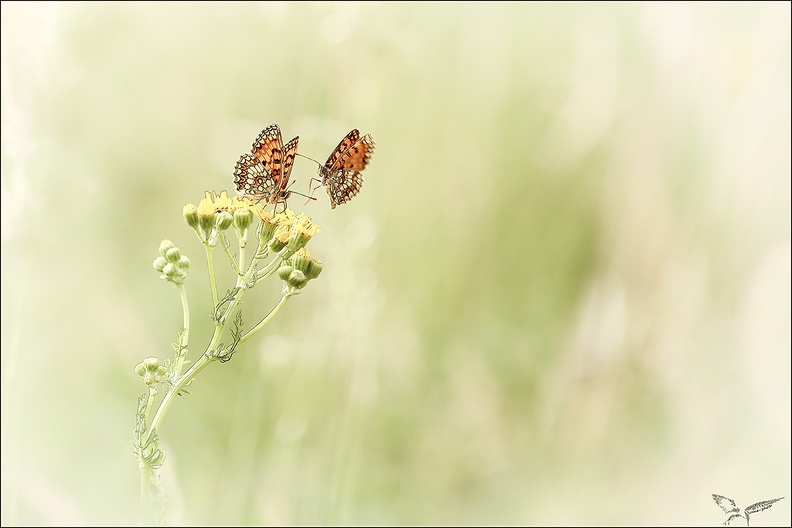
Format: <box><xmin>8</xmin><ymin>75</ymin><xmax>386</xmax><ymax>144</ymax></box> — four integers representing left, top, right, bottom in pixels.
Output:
<box><xmin>1</xmin><ymin>1</ymin><xmax>790</xmax><ymax>526</ymax></box>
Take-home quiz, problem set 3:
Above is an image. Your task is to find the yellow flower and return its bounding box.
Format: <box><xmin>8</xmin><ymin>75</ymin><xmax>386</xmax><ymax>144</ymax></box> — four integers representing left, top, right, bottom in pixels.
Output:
<box><xmin>269</xmin><ymin>224</ymin><xmax>291</xmax><ymax>252</ymax></box>
<box><xmin>255</xmin><ymin>207</ymin><xmax>295</xmax><ymax>227</ymax></box>
<box><xmin>202</xmin><ymin>190</ymin><xmax>262</xmax><ymax>215</ymax></box>
<box><xmin>197</xmin><ymin>195</ymin><xmax>217</xmax><ymax>233</ymax></box>
<box><xmin>287</xmin><ymin>214</ymin><xmax>321</xmax><ymax>251</ymax></box>
<box><xmin>276</xmin><ymin>209</ymin><xmax>296</xmax><ymax>227</ymax></box>
<box><xmin>205</xmin><ymin>190</ymin><xmax>232</xmax><ymax>210</ymax></box>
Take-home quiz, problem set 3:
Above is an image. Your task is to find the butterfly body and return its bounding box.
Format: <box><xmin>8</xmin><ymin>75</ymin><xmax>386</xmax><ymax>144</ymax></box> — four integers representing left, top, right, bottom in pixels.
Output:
<box><xmin>234</xmin><ymin>124</ymin><xmax>299</xmax><ymax>211</ymax></box>
<box><xmin>316</xmin><ymin>129</ymin><xmax>375</xmax><ymax>209</ymax></box>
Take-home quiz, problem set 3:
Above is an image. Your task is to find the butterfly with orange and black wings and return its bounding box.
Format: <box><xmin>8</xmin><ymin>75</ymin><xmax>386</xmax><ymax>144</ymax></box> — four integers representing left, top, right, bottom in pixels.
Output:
<box><xmin>233</xmin><ymin>124</ymin><xmax>299</xmax><ymax>211</ymax></box>
<box><xmin>311</xmin><ymin>129</ymin><xmax>376</xmax><ymax>209</ymax></box>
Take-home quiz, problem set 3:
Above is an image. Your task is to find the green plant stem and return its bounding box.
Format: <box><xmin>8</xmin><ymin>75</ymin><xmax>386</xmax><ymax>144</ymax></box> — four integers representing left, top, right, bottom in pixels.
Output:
<box><xmin>172</xmin><ymin>284</ymin><xmax>190</xmax><ymax>378</ymax></box>
<box><xmin>220</xmin><ymin>235</ymin><xmax>242</xmax><ymax>276</ymax></box>
<box><xmin>239</xmin><ymin>293</ymin><xmax>291</xmax><ymax>344</ymax></box>
<box><xmin>144</xmin><ymin>248</ymin><xmax>260</xmax><ymax>445</ymax></box>
<box><xmin>205</xmin><ymin>242</ymin><xmax>218</xmax><ymax>307</ymax></box>
<box><xmin>144</xmin><ymin>346</ymin><xmax>217</xmax><ymax>446</ymax></box>
<box><xmin>254</xmin><ymin>252</ymin><xmax>290</xmax><ymax>285</ymax></box>
<box><xmin>139</xmin><ymin>385</ymin><xmax>157</xmax><ymax>506</ymax></box>
<box><xmin>236</xmin><ymin>238</ymin><xmax>247</xmax><ymax>287</ymax></box>
<box><xmin>140</xmin><ymin>461</ymin><xmax>151</xmax><ymax>505</ymax></box>
<box><xmin>139</xmin><ymin>222</ymin><xmax>291</xmax><ymax>512</ymax></box>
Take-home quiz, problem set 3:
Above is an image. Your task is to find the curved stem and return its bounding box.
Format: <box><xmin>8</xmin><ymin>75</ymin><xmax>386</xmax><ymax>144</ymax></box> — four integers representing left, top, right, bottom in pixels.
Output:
<box><xmin>254</xmin><ymin>253</ymin><xmax>288</xmax><ymax>286</ymax></box>
<box><xmin>220</xmin><ymin>235</ymin><xmax>242</xmax><ymax>277</ymax></box>
<box><xmin>239</xmin><ymin>294</ymin><xmax>291</xmax><ymax>344</ymax></box>
<box><xmin>145</xmin><ymin>350</ymin><xmax>217</xmax><ymax>444</ymax></box>
<box><xmin>144</xmin><ymin>255</ymin><xmax>258</xmax><ymax>444</ymax></box>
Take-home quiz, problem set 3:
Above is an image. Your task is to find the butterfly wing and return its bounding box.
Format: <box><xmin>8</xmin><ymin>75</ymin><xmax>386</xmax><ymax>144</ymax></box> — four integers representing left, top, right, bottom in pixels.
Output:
<box><xmin>325</xmin><ymin>170</ymin><xmax>365</xmax><ymax>209</ymax></box>
<box><xmin>321</xmin><ymin>131</ymin><xmax>376</xmax><ymax>209</ymax></box>
<box><xmin>323</xmin><ymin>129</ymin><xmax>360</xmax><ymax>173</ymax></box>
<box><xmin>276</xmin><ymin>135</ymin><xmax>299</xmax><ymax>196</ymax></box>
<box><xmin>342</xmin><ymin>133</ymin><xmax>375</xmax><ymax>171</ymax></box>
<box><xmin>234</xmin><ymin>152</ymin><xmax>276</xmax><ymax>199</ymax></box>
<box><xmin>251</xmin><ymin>124</ymin><xmax>284</xmax><ymax>167</ymax></box>
<box><xmin>235</xmin><ymin>124</ymin><xmax>288</xmax><ymax>203</ymax></box>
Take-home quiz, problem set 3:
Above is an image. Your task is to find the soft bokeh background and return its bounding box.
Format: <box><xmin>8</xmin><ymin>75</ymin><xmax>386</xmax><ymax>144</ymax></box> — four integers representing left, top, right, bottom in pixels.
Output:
<box><xmin>2</xmin><ymin>2</ymin><xmax>790</xmax><ymax>526</ymax></box>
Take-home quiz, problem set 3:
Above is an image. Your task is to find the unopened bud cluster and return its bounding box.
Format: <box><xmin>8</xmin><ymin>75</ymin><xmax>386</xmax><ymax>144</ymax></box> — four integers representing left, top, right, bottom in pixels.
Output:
<box><xmin>134</xmin><ymin>357</ymin><xmax>167</xmax><ymax>386</ymax></box>
<box><xmin>152</xmin><ymin>240</ymin><xmax>190</xmax><ymax>285</ymax></box>
<box><xmin>278</xmin><ymin>248</ymin><xmax>323</xmax><ymax>292</ymax></box>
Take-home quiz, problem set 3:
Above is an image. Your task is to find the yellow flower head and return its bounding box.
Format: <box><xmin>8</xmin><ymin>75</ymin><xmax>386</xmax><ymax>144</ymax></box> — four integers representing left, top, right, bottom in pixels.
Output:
<box><xmin>254</xmin><ymin>207</ymin><xmax>295</xmax><ymax>227</ymax></box>
<box><xmin>268</xmin><ymin>224</ymin><xmax>291</xmax><ymax>253</ymax></box>
<box><xmin>287</xmin><ymin>213</ymin><xmax>321</xmax><ymax>251</ymax></box>
<box><xmin>197</xmin><ymin>195</ymin><xmax>217</xmax><ymax>233</ymax></box>
<box><xmin>202</xmin><ymin>190</ymin><xmax>257</xmax><ymax>214</ymax></box>
<box><xmin>256</xmin><ymin>208</ymin><xmax>291</xmax><ymax>244</ymax></box>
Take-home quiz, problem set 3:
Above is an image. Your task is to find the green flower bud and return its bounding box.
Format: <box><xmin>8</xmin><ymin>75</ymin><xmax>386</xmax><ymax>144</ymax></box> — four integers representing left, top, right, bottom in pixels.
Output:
<box><xmin>198</xmin><ymin>205</ymin><xmax>215</xmax><ymax>235</ymax></box>
<box><xmin>278</xmin><ymin>265</ymin><xmax>295</xmax><ymax>281</ymax></box>
<box><xmin>154</xmin><ymin>241</ymin><xmax>188</xmax><ymax>284</ymax></box>
<box><xmin>269</xmin><ymin>236</ymin><xmax>286</xmax><ymax>253</ymax></box>
<box><xmin>290</xmin><ymin>251</ymin><xmax>311</xmax><ymax>273</ymax></box>
<box><xmin>153</xmin><ymin>256</ymin><xmax>167</xmax><ymax>272</ymax></box>
<box><xmin>215</xmin><ymin>211</ymin><xmax>233</xmax><ymax>231</ymax></box>
<box><xmin>134</xmin><ymin>362</ymin><xmax>147</xmax><ymax>377</ymax></box>
<box><xmin>305</xmin><ymin>258</ymin><xmax>323</xmax><ymax>279</ymax></box>
<box><xmin>165</xmin><ymin>247</ymin><xmax>181</xmax><ymax>263</ymax></box>
<box><xmin>159</xmin><ymin>240</ymin><xmax>176</xmax><ymax>257</ymax></box>
<box><xmin>286</xmin><ymin>269</ymin><xmax>308</xmax><ymax>289</ymax></box>
<box><xmin>233</xmin><ymin>207</ymin><xmax>253</xmax><ymax>231</ymax></box>
<box><xmin>258</xmin><ymin>221</ymin><xmax>277</xmax><ymax>245</ymax></box>
<box><xmin>183</xmin><ymin>203</ymin><xmax>199</xmax><ymax>228</ymax></box>
<box><xmin>162</xmin><ymin>263</ymin><xmax>177</xmax><ymax>278</ymax></box>
<box><xmin>143</xmin><ymin>357</ymin><xmax>160</xmax><ymax>371</ymax></box>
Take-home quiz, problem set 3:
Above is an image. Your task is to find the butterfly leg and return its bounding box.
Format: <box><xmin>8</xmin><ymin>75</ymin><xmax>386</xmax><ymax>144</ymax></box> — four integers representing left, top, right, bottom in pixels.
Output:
<box><xmin>307</xmin><ymin>177</ymin><xmax>323</xmax><ymax>199</ymax></box>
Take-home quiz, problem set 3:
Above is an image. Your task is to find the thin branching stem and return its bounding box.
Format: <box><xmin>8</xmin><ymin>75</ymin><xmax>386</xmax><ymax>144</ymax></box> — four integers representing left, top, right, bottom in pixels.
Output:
<box><xmin>239</xmin><ymin>293</ymin><xmax>291</xmax><ymax>344</ymax></box>
<box><xmin>220</xmin><ymin>234</ymin><xmax>243</xmax><ymax>276</ymax></box>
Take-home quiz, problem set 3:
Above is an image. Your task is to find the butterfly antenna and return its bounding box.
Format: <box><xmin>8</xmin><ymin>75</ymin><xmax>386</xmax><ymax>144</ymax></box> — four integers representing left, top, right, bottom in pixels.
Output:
<box><xmin>296</xmin><ymin>152</ymin><xmax>324</xmax><ymax>167</ymax></box>
<box><xmin>292</xmin><ymin>189</ymin><xmax>317</xmax><ymax>202</ymax></box>
<box><xmin>294</xmin><ymin>153</ymin><xmax>327</xmax><ymax>200</ymax></box>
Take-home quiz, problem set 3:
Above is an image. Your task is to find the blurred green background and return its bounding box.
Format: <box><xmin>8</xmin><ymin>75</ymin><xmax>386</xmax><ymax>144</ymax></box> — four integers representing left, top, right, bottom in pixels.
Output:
<box><xmin>2</xmin><ymin>1</ymin><xmax>790</xmax><ymax>525</ymax></box>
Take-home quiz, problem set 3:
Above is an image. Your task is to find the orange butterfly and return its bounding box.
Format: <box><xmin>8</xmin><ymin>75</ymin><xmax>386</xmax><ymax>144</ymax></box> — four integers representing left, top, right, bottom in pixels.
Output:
<box><xmin>233</xmin><ymin>124</ymin><xmax>299</xmax><ymax>211</ymax></box>
<box><xmin>312</xmin><ymin>129</ymin><xmax>376</xmax><ymax>209</ymax></box>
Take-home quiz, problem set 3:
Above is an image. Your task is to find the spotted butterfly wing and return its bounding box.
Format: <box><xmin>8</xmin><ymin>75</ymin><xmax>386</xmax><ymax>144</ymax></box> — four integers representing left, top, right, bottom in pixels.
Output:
<box><xmin>276</xmin><ymin>135</ymin><xmax>299</xmax><ymax>205</ymax></box>
<box><xmin>318</xmin><ymin>129</ymin><xmax>376</xmax><ymax>209</ymax></box>
<box><xmin>233</xmin><ymin>124</ymin><xmax>299</xmax><ymax>210</ymax></box>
